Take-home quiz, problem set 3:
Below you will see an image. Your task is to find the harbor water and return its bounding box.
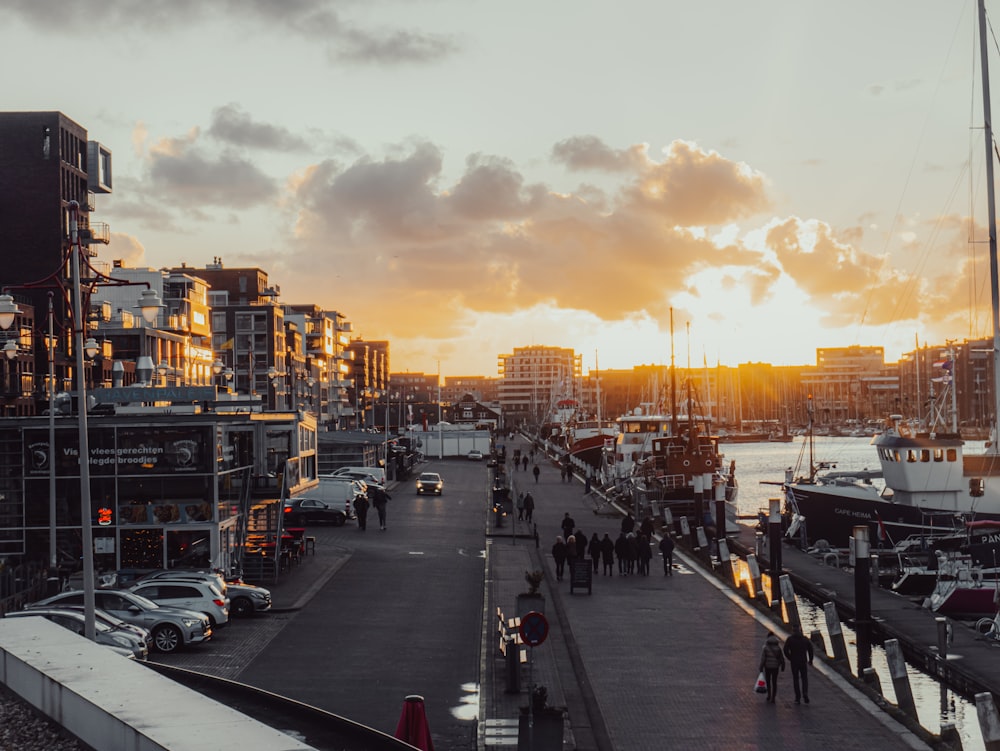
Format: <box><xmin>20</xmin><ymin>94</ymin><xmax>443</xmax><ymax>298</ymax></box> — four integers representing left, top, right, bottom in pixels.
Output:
<box><xmin>722</xmin><ymin>436</ymin><xmax>986</xmax><ymax>750</ymax></box>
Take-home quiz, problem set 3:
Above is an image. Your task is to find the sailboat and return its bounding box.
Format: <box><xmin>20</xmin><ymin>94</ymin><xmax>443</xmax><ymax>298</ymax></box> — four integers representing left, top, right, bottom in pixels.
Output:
<box><xmin>783</xmin><ymin>0</ymin><xmax>1000</xmax><ymax>550</ymax></box>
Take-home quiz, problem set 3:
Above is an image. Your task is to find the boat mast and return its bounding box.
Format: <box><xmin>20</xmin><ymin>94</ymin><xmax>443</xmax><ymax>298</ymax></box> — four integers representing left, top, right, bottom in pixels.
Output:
<box><xmin>669</xmin><ymin>307</ymin><xmax>678</xmax><ymax>435</ymax></box>
<box><xmin>979</xmin><ymin>0</ymin><xmax>1000</xmax><ymax>454</ymax></box>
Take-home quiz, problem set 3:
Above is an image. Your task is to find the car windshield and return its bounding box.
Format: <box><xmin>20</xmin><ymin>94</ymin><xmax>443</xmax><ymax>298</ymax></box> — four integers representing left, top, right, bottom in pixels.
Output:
<box><xmin>419</xmin><ymin>474</ymin><xmax>440</xmax><ymax>481</ymax></box>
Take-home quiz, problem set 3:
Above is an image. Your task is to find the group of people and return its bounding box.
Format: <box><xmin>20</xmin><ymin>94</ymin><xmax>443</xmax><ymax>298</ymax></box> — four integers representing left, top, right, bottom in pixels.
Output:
<box><xmin>353</xmin><ymin>485</ymin><xmax>391</xmax><ymax>531</ymax></box>
<box><xmin>515</xmin><ymin>492</ymin><xmax>535</xmax><ymax>521</ymax></box>
<box><xmin>550</xmin><ymin>511</ymin><xmax>677</xmax><ymax>579</ymax></box>
<box><xmin>758</xmin><ymin>627</ymin><xmax>814</xmax><ymax>704</ymax></box>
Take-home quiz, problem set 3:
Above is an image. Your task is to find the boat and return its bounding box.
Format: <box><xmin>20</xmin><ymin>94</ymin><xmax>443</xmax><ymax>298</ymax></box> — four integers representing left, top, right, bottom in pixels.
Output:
<box><xmin>923</xmin><ymin>553</ymin><xmax>1000</xmax><ymax>620</ymax></box>
<box><xmin>782</xmin><ymin>0</ymin><xmax>1000</xmax><ymax>550</ymax></box>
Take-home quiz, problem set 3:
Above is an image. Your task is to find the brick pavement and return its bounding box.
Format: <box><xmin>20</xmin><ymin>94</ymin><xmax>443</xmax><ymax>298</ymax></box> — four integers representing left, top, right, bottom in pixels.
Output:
<box><xmin>480</xmin><ymin>434</ymin><xmax>933</xmax><ymax>750</ymax></box>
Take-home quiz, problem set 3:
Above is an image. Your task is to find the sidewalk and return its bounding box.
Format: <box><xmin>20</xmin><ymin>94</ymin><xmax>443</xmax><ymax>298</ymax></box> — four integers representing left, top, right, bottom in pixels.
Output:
<box><xmin>480</xmin><ymin>434</ymin><xmax>932</xmax><ymax>750</ymax></box>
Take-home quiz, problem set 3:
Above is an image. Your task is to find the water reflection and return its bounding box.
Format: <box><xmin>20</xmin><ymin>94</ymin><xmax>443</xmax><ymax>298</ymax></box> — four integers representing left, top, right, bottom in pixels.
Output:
<box><xmin>450</xmin><ymin>681</ymin><xmax>479</xmax><ymax>721</ymax></box>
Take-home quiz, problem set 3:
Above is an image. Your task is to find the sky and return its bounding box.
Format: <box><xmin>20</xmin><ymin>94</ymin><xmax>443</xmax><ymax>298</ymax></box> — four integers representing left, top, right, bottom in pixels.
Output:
<box><xmin>4</xmin><ymin>0</ymin><xmax>1000</xmax><ymax>377</ymax></box>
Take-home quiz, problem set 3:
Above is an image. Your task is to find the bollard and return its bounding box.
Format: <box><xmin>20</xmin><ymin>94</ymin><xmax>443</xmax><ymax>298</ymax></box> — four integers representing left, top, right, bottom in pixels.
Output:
<box><xmin>679</xmin><ymin>516</ymin><xmax>691</xmax><ymax>541</ymax></box>
<box><xmin>808</xmin><ymin>629</ymin><xmax>827</xmax><ymax>660</ymax></box>
<box><xmin>717</xmin><ymin>539</ymin><xmax>732</xmax><ymax>580</ymax></box>
<box><xmin>746</xmin><ymin>554</ymin><xmax>762</xmax><ymax>599</ymax></box>
<box><xmin>823</xmin><ymin>602</ymin><xmax>849</xmax><ymax>664</ymax></box>
<box><xmin>853</xmin><ymin>526</ymin><xmax>871</xmax><ymax>627</ymax></box>
<box><xmin>939</xmin><ymin>721</ymin><xmax>963</xmax><ymax>749</ymax></box>
<box><xmin>861</xmin><ymin>666</ymin><xmax>883</xmax><ymax>695</ymax></box>
<box><xmin>693</xmin><ymin>474</ymin><xmax>704</xmax><ymax>534</ymax></box>
<box><xmin>504</xmin><ymin>636</ymin><xmax>521</xmax><ymax>693</ymax></box>
<box><xmin>695</xmin><ymin>526</ymin><xmax>708</xmax><ymax>551</ymax></box>
<box><xmin>885</xmin><ymin>639</ymin><xmax>917</xmax><ymax>718</ymax></box>
<box><xmin>779</xmin><ymin>575</ymin><xmax>799</xmax><ymax>628</ymax></box>
<box><xmin>937</xmin><ymin>617</ymin><xmax>949</xmax><ymax>666</ymax></box>
<box><xmin>768</xmin><ymin>498</ymin><xmax>782</xmax><ymax>604</ymax></box>
<box><xmin>976</xmin><ymin>691</ymin><xmax>1000</xmax><ymax>751</ymax></box>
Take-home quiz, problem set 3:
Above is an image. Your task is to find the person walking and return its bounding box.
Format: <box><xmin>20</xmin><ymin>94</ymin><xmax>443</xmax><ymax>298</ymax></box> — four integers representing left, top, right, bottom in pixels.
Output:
<box><xmin>370</xmin><ymin>485</ymin><xmax>391</xmax><ymax>530</ymax></box>
<box><xmin>532</xmin><ymin>464</ymin><xmax>540</xmax><ymax>483</ymax></box>
<box><xmin>522</xmin><ymin>455</ymin><xmax>529</xmax><ymax>472</ymax></box>
<box><xmin>659</xmin><ymin>534</ymin><xmax>675</xmax><ymax>576</ymax></box>
<box><xmin>637</xmin><ymin>533</ymin><xmax>652</xmax><ymax>575</ymax></box>
<box><xmin>560</xmin><ymin>512</ymin><xmax>576</xmax><ymax>540</ymax></box>
<box><xmin>783</xmin><ymin>625</ymin><xmax>814</xmax><ymax>704</ymax></box>
<box><xmin>516</xmin><ymin>493</ymin><xmax>525</xmax><ymax>520</ymax></box>
<box><xmin>640</xmin><ymin>514</ymin><xmax>654</xmax><ymax>540</ymax></box>
<box><xmin>565</xmin><ymin>536</ymin><xmax>578</xmax><ymax>567</ymax></box>
<box><xmin>759</xmin><ymin>632</ymin><xmax>786</xmax><ymax>703</ymax></box>
<box><xmin>621</xmin><ymin>512</ymin><xmax>635</xmax><ymax>535</ymax></box>
<box><xmin>588</xmin><ymin>533</ymin><xmax>602</xmax><ymax>573</ymax></box>
<box><xmin>624</xmin><ymin>532</ymin><xmax>637</xmax><ymax>575</ymax></box>
<box><xmin>523</xmin><ymin>492</ymin><xmax>535</xmax><ymax>522</ymax></box>
<box><xmin>551</xmin><ymin>536</ymin><xmax>568</xmax><ymax>581</ymax></box>
<box><xmin>600</xmin><ymin>534</ymin><xmax>615</xmax><ymax>575</ymax></box>
<box><xmin>573</xmin><ymin>529</ymin><xmax>587</xmax><ymax>559</ymax></box>
<box><xmin>614</xmin><ymin>532</ymin><xmax>628</xmax><ymax>575</ymax></box>
<box><xmin>353</xmin><ymin>494</ymin><xmax>370</xmax><ymax>532</ymax></box>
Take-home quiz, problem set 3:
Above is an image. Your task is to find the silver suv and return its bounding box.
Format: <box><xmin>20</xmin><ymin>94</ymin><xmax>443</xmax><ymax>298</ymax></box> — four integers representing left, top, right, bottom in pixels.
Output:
<box><xmin>29</xmin><ymin>589</ymin><xmax>212</xmax><ymax>654</ymax></box>
<box><xmin>128</xmin><ymin>580</ymin><xmax>230</xmax><ymax>629</ymax></box>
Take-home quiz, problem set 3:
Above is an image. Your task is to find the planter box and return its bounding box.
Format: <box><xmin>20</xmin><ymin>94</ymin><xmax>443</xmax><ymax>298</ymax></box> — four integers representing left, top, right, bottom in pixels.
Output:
<box><xmin>516</xmin><ymin>593</ymin><xmax>545</xmax><ymax>618</ymax></box>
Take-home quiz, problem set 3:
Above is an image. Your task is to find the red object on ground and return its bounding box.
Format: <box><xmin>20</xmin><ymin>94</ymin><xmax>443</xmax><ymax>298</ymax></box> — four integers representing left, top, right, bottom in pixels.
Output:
<box><xmin>394</xmin><ymin>694</ymin><xmax>434</xmax><ymax>751</ymax></box>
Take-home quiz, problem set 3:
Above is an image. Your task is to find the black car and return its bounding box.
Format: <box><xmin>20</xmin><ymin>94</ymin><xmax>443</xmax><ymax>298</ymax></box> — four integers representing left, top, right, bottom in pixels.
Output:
<box><xmin>283</xmin><ymin>497</ymin><xmax>348</xmax><ymax>526</ymax></box>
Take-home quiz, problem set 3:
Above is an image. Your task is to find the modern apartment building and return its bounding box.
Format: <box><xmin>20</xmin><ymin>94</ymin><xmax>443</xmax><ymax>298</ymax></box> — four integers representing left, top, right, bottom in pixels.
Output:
<box><xmin>497</xmin><ymin>345</ymin><xmax>581</xmax><ymax>427</ymax></box>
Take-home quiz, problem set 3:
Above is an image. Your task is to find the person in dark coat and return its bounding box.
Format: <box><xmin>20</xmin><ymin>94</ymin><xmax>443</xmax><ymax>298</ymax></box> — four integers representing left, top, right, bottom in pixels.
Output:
<box><xmin>759</xmin><ymin>632</ymin><xmax>786</xmax><ymax>703</ymax></box>
<box><xmin>523</xmin><ymin>493</ymin><xmax>535</xmax><ymax>522</ymax></box>
<box><xmin>532</xmin><ymin>464</ymin><xmax>540</xmax><ymax>483</ymax></box>
<box><xmin>551</xmin><ymin>536</ymin><xmax>568</xmax><ymax>580</ymax></box>
<box><xmin>574</xmin><ymin>529</ymin><xmax>587</xmax><ymax>559</ymax></box>
<box><xmin>640</xmin><ymin>515</ymin><xmax>654</xmax><ymax>540</ymax></box>
<box><xmin>659</xmin><ymin>534</ymin><xmax>675</xmax><ymax>576</ymax></box>
<box><xmin>600</xmin><ymin>534</ymin><xmax>615</xmax><ymax>575</ymax></box>
<box><xmin>636</xmin><ymin>533</ymin><xmax>652</xmax><ymax>575</ymax></box>
<box><xmin>353</xmin><ymin>495</ymin><xmax>370</xmax><ymax>531</ymax></box>
<box><xmin>588</xmin><ymin>533</ymin><xmax>602</xmax><ymax>573</ymax></box>
<box><xmin>782</xmin><ymin>625</ymin><xmax>814</xmax><ymax>704</ymax></box>
<box><xmin>561</xmin><ymin>513</ymin><xmax>576</xmax><ymax>539</ymax></box>
<box><xmin>565</xmin><ymin>536</ymin><xmax>578</xmax><ymax>565</ymax></box>
<box><xmin>624</xmin><ymin>533</ymin><xmax>638</xmax><ymax>575</ymax></box>
<box><xmin>621</xmin><ymin>513</ymin><xmax>635</xmax><ymax>535</ymax></box>
<box><xmin>369</xmin><ymin>485</ymin><xmax>391</xmax><ymax>531</ymax></box>
<box><xmin>614</xmin><ymin>532</ymin><xmax>628</xmax><ymax>575</ymax></box>
<box><xmin>522</xmin><ymin>456</ymin><xmax>529</xmax><ymax>472</ymax></box>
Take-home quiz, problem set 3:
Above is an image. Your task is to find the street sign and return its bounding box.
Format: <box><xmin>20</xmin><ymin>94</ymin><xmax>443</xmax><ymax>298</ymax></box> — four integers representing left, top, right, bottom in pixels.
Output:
<box><xmin>518</xmin><ymin>610</ymin><xmax>548</xmax><ymax>647</ymax></box>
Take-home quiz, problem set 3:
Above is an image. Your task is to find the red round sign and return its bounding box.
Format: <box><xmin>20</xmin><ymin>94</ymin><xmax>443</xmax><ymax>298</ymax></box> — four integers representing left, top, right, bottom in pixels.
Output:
<box><xmin>518</xmin><ymin>610</ymin><xmax>549</xmax><ymax>646</ymax></box>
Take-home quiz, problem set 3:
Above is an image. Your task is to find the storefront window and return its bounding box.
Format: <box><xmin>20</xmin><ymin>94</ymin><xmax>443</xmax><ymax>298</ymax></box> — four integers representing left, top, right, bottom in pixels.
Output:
<box><xmin>120</xmin><ymin>528</ymin><xmax>163</xmax><ymax>569</ymax></box>
<box><xmin>166</xmin><ymin>530</ymin><xmax>211</xmax><ymax>569</ymax></box>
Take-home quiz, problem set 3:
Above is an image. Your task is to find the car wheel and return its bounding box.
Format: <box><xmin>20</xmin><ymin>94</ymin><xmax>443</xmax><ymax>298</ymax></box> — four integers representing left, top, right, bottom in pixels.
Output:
<box><xmin>231</xmin><ymin>597</ymin><xmax>254</xmax><ymax>618</ymax></box>
<box><xmin>333</xmin><ymin>512</ymin><xmax>346</xmax><ymax>527</ymax></box>
<box><xmin>153</xmin><ymin>624</ymin><xmax>183</xmax><ymax>654</ymax></box>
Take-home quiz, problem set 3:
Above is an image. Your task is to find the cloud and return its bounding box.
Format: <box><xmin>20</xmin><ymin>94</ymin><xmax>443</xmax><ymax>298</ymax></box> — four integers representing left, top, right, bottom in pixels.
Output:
<box><xmin>551</xmin><ymin>136</ymin><xmax>649</xmax><ymax>173</ymax></box>
<box><xmin>146</xmin><ymin>133</ymin><xmax>278</xmax><ymax>209</ymax></box>
<box><xmin>99</xmin><ymin>233</ymin><xmax>148</xmax><ymax>268</ymax></box>
<box><xmin>0</xmin><ymin>0</ymin><xmax>457</xmax><ymax>65</ymax></box>
<box><xmin>207</xmin><ymin>104</ymin><xmax>311</xmax><ymax>152</ymax></box>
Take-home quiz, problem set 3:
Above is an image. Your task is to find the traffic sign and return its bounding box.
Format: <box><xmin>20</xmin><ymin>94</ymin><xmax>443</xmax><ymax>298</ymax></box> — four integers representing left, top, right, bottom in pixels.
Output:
<box><xmin>518</xmin><ymin>610</ymin><xmax>549</xmax><ymax>646</ymax></box>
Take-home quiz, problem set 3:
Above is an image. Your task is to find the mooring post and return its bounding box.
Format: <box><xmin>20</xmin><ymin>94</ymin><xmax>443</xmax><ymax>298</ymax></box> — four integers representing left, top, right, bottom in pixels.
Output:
<box><xmin>779</xmin><ymin>574</ymin><xmax>799</xmax><ymax>629</ymax></box>
<box><xmin>714</xmin><ymin>480</ymin><xmax>727</xmax><ymax>560</ymax></box>
<box><xmin>692</xmin><ymin>474</ymin><xmax>704</xmax><ymax>538</ymax></box>
<box><xmin>808</xmin><ymin>629</ymin><xmax>827</xmax><ymax>660</ymax></box>
<box><xmin>936</xmin><ymin>617</ymin><xmax>949</xmax><ymax>666</ymax></box>
<box><xmin>717</xmin><ymin>539</ymin><xmax>732</xmax><ymax>581</ymax></box>
<box><xmin>861</xmin><ymin>666</ymin><xmax>883</xmax><ymax>696</ymax></box>
<box><xmin>695</xmin><ymin>526</ymin><xmax>708</xmax><ymax>552</ymax></box>
<box><xmin>853</xmin><ymin>525</ymin><xmax>871</xmax><ymax>625</ymax></box>
<box><xmin>746</xmin><ymin>554</ymin><xmax>762</xmax><ymax>599</ymax></box>
<box><xmin>885</xmin><ymin>639</ymin><xmax>916</xmax><ymax>718</ymax></box>
<box><xmin>768</xmin><ymin>498</ymin><xmax>782</xmax><ymax>606</ymax></box>
<box><xmin>939</xmin><ymin>722</ymin><xmax>963</xmax><ymax>749</ymax></box>
<box><xmin>823</xmin><ymin>602</ymin><xmax>848</xmax><ymax>664</ymax></box>
<box><xmin>976</xmin><ymin>692</ymin><xmax>1000</xmax><ymax>751</ymax></box>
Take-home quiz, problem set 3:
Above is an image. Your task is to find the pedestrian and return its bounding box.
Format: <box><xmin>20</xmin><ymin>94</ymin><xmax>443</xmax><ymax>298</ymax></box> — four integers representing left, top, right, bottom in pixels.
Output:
<box><xmin>370</xmin><ymin>485</ymin><xmax>391</xmax><ymax>530</ymax></box>
<box><xmin>621</xmin><ymin>512</ymin><xmax>635</xmax><ymax>535</ymax></box>
<box><xmin>522</xmin><ymin>456</ymin><xmax>529</xmax><ymax>472</ymax></box>
<box><xmin>759</xmin><ymin>632</ymin><xmax>786</xmax><ymax>703</ymax></box>
<box><xmin>561</xmin><ymin>512</ymin><xmax>576</xmax><ymax>539</ymax></box>
<box><xmin>584</xmin><ymin>474</ymin><xmax>592</xmax><ymax>494</ymax></box>
<box><xmin>637</xmin><ymin>533</ymin><xmax>652</xmax><ymax>575</ymax></box>
<box><xmin>551</xmin><ymin>536</ymin><xmax>568</xmax><ymax>581</ymax></box>
<box><xmin>574</xmin><ymin>529</ymin><xmax>587</xmax><ymax>558</ymax></box>
<box><xmin>353</xmin><ymin>494</ymin><xmax>370</xmax><ymax>531</ymax></box>
<box><xmin>614</xmin><ymin>532</ymin><xmax>628</xmax><ymax>575</ymax></box>
<box><xmin>624</xmin><ymin>532</ymin><xmax>638</xmax><ymax>574</ymax></box>
<box><xmin>588</xmin><ymin>533</ymin><xmax>602</xmax><ymax>573</ymax></box>
<box><xmin>523</xmin><ymin>492</ymin><xmax>535</xmax><ymax>522</ymax></box>
<box><xmin>600</xmin><ymin>533</ymin><xmax>615</xmax><ymax>575</ymax></box>
<box><xmin>659</xmin><ymin>534</ymin><xmax>675</xmax><ymax>576</ymax></box>
<box><xmin>516</xmin><ymin>492</ymin><xmax>525</xmax><ymax>520</ymax></box>
<box><xmin>532</xmin><ymin>464</ymin><xmax>540</xmax><ymax>483</ymax></box>
<box><xmin>783</xmin><ymin>625</ymin><xmax>814</xmax><ymax>704</ymax></box>
<box><xmin>640</xmin><ymin>514</ymin><xmax>654</xmax><ymax>540</ymax></box>
<box><xmin>565</xmin><ymin>536</ymin><xmax>578</xmax><ymax>565</ymax></box>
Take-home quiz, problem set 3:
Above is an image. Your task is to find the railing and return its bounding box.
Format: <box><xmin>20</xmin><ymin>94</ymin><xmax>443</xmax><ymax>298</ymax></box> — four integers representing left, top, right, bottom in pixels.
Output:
<box><xmin>0</xmin><ymin>562</ymin><xmax>49</xmax><ymax>616</ymax></box>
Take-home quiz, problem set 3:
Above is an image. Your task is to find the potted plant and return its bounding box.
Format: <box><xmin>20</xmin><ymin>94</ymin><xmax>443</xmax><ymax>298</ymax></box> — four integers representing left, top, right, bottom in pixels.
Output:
<box><xmin>517</xmin><ymin>570</ymin><xmax>545</xmax><ymax>616</ymax></box>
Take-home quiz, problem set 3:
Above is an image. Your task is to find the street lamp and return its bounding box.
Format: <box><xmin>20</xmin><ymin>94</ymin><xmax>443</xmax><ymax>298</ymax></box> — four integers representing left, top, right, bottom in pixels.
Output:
<box><xmin>134</xmin><ymin>289</ymin><xmax>163</xmax><ymax>386</ymax></box>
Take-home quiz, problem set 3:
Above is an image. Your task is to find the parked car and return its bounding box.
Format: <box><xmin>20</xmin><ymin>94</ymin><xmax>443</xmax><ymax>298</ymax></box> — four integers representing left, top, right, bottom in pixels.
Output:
<box><xmin>328</xmin><ymin>466</ymin><xmax>386</xmax><ymax>485</ymax></box>
<box><xmin>284</xmin><ymin>497</ymin><xmax>348</xmax><ymax>526</ymax></box>
<box><xmin>128</xmin><ymin>580</ymin><xmax>230</xmax><ymax>629</ymax></box>
<box><xmin>327</xmin><ymin>469</ymin><xmax>384</xmax><ymax>488</ymax></box>
<box><xmin>28</xmin><ymin>589</ymin><xmax>212</xmax><ymax>654</ymax></box>
<box><xmin>5</xmin><ymin>608</ymin><xmax>149</xmax><ymax>660</ymax></box>
<box><xmin>416</xmin><ymin>472</ymin><xmax>444</xmax><ymax>495</ymax></box>
<box><xmin>222</xmin><ymin>580</ymin><xmax>273</xmax><ymax>617</ymax></box>
<box><xmin>136</xmin><ymin>569</ymin><xmax>228</xmax><ymax>597</ymax></box>
<box><xmin>467</xmin><ymin>450</ymin><xmax>484</xmax><ymax>461</ymax></box>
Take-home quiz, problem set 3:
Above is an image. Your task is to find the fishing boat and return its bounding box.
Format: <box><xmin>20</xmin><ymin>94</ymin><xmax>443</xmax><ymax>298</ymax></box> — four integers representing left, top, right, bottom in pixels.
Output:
<box><xmin>783</xmin><ymin>0</ymin><xmax>1000</xmax><ymax>549</ymax></box>
<box><xmin>923</xmin><ymin>553</ymin><xmax>1000</xmax><ymax>620</ymax></box>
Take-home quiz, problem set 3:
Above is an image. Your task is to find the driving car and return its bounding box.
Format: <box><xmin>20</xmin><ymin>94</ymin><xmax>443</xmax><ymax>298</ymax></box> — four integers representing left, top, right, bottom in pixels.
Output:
<box><xmin>5</xmin><ymin>608</ymin><xmax>149</xmax><ymax>660</ymax></box>
<box><xmin>416</xmin><ymin>472</ymin><xmax>444</xmax><ymax>495</ymax></box>
<box><xmin>467</xmin><ymin>450</ymin><xmax>484</xmax><ymax>461</ymax></box>
<box><xmin>128</xmin><ymin>580</ymin><xmax>230</xmax><ymax>629</ymax></box>
<box><xmin>28</xmin><ymin>589</ymin><xmax>212</xmax><ymax>654</ymax></box>
<box><xmin>284</xmin><ymin>497</ymin><xmax>348</xmax><ymax>526</ymax></box>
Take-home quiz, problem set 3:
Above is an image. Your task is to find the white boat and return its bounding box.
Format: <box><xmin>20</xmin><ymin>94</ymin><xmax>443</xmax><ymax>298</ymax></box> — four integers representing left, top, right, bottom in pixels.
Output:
<box><xmin>784</xmin><ymin>0</ymin><xmax>1000</xmax><ymax>549</ymax></box>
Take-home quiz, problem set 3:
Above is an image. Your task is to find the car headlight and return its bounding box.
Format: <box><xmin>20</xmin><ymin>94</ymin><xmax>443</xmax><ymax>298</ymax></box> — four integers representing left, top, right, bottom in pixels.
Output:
<box><xmin>110</xmin><ymin>634</ymin><xmax>132</xmax><ymax>648</ymax></box>
<box><xmin>182</xmin><ymin>618</ymin><xmax>199</xmax><ymax>627</ymax></box>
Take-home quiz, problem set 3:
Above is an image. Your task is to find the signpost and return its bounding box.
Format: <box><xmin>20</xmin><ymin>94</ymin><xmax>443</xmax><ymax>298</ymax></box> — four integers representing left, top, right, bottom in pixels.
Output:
<box><xmin>518</xmin><ymin>610</ymin><xmax>549</xmax><ymax>745</ymax></box>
